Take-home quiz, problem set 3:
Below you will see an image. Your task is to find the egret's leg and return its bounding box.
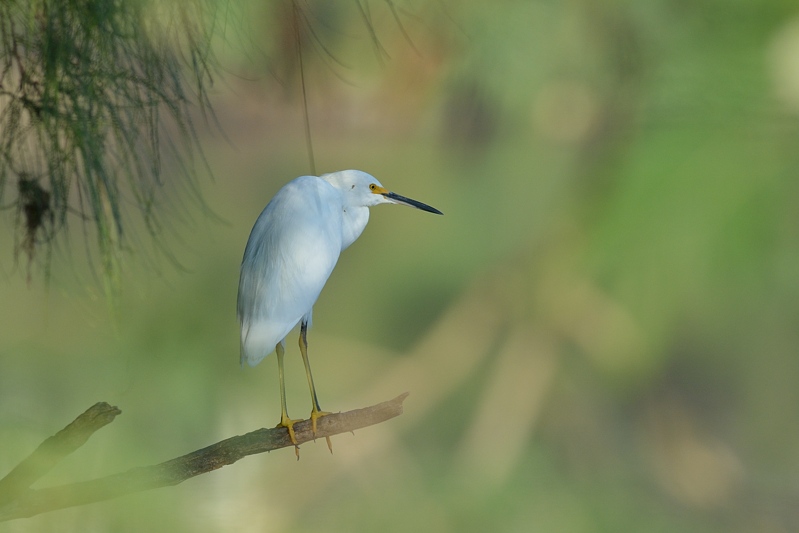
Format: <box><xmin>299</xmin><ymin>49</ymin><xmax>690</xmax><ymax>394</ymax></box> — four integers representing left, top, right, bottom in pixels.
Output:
<box><xmin>275</xmin><ymin>342</ymin><xmax>300</xmax><ymax>445</ymax></box>
<box><xmin>299</xmin><ymin>322</ymin><xmax>332</xmax><ymax>451</ymax></box>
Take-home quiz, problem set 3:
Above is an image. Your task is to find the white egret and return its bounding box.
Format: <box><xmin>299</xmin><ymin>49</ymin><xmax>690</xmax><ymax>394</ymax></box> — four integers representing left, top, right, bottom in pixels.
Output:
<box><xmin>237</xmin><ymin>169</ymin><xmax>442</xmax><ymax>445</ymax></box>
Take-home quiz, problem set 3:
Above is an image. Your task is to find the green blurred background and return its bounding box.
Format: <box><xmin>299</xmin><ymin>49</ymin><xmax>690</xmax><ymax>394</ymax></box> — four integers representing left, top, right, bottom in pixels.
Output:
<box><xmin>3</xmin><ymin>1</ymin><xmax>799</xmax><ymax>531</ymax></box>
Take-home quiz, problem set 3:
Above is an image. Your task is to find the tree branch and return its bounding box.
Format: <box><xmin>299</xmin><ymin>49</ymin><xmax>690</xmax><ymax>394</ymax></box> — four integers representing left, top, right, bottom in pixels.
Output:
<box><xmin>0</xmin><ymin>402</ymin><xmax>121</xmax><ymax>506</ymax></box>
<box><xmin>0</xmin><ymin>393</ymin><xmax>408</xmax><ymax>522</ymax></box>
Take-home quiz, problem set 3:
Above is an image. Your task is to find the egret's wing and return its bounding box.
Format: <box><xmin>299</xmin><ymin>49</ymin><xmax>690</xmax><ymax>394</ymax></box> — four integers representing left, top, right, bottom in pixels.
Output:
<box><xmin>237</xmin><ymin>176</ymin><xmax>343</xmax><ymax>367</ymax></box>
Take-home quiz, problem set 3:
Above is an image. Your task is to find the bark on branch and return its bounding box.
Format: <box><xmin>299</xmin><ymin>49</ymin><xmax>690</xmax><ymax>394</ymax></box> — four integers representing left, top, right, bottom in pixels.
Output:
<box><xmin>0</xmin><ymin>393</ymin><xmax>408</xmax><ymax>522</ymax></box>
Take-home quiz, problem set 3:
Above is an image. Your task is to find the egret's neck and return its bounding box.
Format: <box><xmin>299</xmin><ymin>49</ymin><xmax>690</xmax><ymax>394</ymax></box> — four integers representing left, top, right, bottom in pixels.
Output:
<box><xmin>340</xmin><ymin>205</ymin><xmax>369</xmax><ymax>251</ymax></box>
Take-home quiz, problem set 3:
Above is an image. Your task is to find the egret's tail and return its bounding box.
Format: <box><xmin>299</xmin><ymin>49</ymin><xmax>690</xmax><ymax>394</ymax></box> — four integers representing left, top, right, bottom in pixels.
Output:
<box><xmin>239</xmin><ymin>320</ymin><xmax>289</xmax><ymax>368</ymax></box>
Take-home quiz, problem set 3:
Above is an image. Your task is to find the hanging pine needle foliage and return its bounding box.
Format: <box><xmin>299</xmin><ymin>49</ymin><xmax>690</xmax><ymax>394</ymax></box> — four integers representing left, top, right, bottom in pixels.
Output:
<box><xmin>0</xmin><ymin>0</ymin><xmax>217</xmax><ymax>294</ymax></box>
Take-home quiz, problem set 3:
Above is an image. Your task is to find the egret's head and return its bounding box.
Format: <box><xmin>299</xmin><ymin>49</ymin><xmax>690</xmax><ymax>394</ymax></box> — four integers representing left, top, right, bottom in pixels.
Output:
<box><xmin>322</xmin><ymin>169</ymin><xmax>442</xmax><ymax>214</ymax></box>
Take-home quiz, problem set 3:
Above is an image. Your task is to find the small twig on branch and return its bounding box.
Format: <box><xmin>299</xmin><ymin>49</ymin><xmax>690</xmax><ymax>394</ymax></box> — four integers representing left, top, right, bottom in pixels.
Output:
<box><xmin>0</xmin><ymin>393</ymin><xmax>408</xmax><ymax>522</ymax></box>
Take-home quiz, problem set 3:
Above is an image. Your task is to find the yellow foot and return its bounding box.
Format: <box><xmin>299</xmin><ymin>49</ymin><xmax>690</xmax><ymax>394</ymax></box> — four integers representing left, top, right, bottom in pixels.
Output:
<box><xmin>276</xmin><ymin>415</ymin><xmax>302</xmax><ymax>445</ymax></box>
<box><xmin>309</xmin><ymin>409</ymin><xmax>332</xmax><ymax>435</ymax></box>
<box><xmin>309</xmin><ymin>409</ymin><xmax>333</xmax><ymax>453</ymax></box>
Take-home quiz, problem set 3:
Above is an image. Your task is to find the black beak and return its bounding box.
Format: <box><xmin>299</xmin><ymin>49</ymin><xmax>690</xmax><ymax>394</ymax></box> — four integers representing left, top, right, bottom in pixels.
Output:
<box><xmin>384</xmin><ymin>191</ymin><xmax>443</xmax><ymax>215</ymax></box>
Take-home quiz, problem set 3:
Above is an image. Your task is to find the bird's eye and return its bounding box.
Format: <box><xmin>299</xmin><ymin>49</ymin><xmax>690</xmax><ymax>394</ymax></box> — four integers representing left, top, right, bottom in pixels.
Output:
<box><xmin>369</xmin><ymin>183</ymin><xmax>377</xmax><ymax>191</ymax></box>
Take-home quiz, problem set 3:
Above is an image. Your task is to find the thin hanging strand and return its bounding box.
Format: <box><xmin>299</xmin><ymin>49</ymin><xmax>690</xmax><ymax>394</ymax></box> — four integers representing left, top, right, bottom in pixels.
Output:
<box><xmin>293</xmin><ymin>1</ymin><xmax>316</xmax><ymax>176</ymax></box>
